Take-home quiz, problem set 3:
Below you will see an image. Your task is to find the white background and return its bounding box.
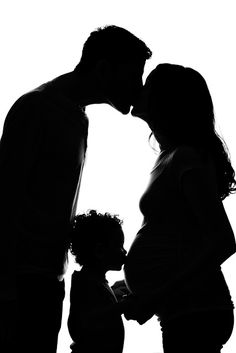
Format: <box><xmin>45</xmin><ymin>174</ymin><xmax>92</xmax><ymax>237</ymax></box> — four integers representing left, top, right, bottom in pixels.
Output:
<box><xmin>1</xmin><ymin>1</ymin><xmax>236</xmax><ymax>352</ymax></box>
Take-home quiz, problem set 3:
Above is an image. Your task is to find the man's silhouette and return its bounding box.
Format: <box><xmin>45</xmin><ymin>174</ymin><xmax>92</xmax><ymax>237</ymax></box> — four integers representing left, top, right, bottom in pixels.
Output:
<box><xmin>0</xmin><ymin>25</ymin><xmax>151</xmax><ymax>353</ymax></box>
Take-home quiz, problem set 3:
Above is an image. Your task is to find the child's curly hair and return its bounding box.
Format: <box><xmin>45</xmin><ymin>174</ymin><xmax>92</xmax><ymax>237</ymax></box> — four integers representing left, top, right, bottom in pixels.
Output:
<box><xmin>69</xmin><ymin>209</ymin><xmax>123</xmax><ymax>266</ymax></box>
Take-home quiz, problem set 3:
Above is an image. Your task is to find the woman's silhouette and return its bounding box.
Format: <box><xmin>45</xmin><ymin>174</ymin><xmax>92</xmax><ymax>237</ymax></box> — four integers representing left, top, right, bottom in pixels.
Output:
<box><xmin>123</xmin><ymin>64</ymin><xmax>236</xmax><ymax>353</ymax></box>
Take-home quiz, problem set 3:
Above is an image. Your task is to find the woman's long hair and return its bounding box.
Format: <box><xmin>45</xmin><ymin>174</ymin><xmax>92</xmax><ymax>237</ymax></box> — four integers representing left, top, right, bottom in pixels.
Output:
<box><xmin>147</xmin><ymin>63</ymin><xmax>236</xmax><ymax>200</ymax></box>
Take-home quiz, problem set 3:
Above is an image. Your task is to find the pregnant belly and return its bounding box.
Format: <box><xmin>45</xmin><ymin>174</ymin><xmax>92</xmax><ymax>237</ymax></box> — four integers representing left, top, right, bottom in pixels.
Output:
<box><xmin>124</xmin><ymin>232</ymin><xmax>179</xmax><ymax>296</ymax></box>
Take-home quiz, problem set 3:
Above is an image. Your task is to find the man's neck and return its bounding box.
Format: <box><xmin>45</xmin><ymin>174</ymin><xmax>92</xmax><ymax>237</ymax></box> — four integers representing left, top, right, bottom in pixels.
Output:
<box><xmin>51</xmin><ymin>71</ymin><xmax>106</xmax><ymax>108</ymax></box>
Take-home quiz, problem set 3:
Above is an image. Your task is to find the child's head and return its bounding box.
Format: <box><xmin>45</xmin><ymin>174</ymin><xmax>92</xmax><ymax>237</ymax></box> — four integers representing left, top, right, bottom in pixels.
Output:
<box><xmin>70</xmin><ymin>210</ymin><xmax>126</xmax><ymax>271</ymax></box>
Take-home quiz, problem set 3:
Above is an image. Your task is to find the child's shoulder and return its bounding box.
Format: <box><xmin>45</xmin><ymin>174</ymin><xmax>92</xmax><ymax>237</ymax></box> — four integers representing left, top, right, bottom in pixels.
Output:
<box><xmin>70</xmin><ymin>270</ymin><xmax>99</xmax><ymax>298</ymax></box>
<box><xmin>71</xmin><ymin>270</ymin><xmax>84</xmax><ymax>286</ymax></box>
<box><xmin>71</xmin><ymin>270</ymin><xmax>93</xmax><ymax>287</ymax></box>
<box><xmin>70</xmin><ymin>270</ymin><xmax>113</xmax><ymax>304</ymax></box>
<box><xmin>71</xmin><ymin>270</ymin><xmax>106</xmax><ymax>289</ymax></box>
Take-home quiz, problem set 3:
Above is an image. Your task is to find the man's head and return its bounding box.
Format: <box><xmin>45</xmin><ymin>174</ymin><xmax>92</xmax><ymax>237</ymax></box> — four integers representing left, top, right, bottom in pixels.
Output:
<box><xmin>75</xmin><ymin>25</ymin><xmax>152</xmax><ymax>114</ymax></box>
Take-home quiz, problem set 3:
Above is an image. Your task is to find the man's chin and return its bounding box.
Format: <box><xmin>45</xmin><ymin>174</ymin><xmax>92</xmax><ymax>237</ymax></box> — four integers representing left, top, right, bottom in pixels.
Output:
<box><xmin>109</xmin><ymin>101</ymin><xmax>131</xmax><ymax>115</ymax></box>
<box><xmin>119</xmin><ymin>105</ymin><xmax>131</xmax><ymax>115</ymax></box>
<box><xmin>131</xmin><ymin>107</ymin><xmax>137</xmax><ymax>116</ymax></box>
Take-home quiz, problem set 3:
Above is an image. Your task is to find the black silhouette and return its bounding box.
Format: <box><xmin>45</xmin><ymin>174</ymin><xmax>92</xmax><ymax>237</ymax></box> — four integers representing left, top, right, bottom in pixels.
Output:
<box><xmin>123</xmin><ymin>64</ymin><xmax>236</xmax><ymax>352</ymax></box>
<box><xmin>0</xmin><ymin>25</ymin><xmax>151</xmax><ymax>353</ymax></box>
<box><xmin>68</xmin><ymin>210</ymin><xmax>127</xmax><ymax>353</ymax></box>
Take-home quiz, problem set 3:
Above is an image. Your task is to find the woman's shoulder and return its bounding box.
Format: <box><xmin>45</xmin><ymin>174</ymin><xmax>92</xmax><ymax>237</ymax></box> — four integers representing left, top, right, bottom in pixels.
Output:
<box><xmin>173</xmin><ymin>145</ymin><xmax>204</xmax><ymax>164</ymax></box>
<box><xmin>173</xmin><ymin>145</ymin><xmax>202</xmax><ymax>159</ymax></box>
<box><xmin>152</xmin><ymin>146</ymin><xmax>203</xmax><ymax>175</ymax></box>
<box><xmin>171</xmin><ymin>145</ymin><xmax>206</xmax><ymax>177</ymax></box>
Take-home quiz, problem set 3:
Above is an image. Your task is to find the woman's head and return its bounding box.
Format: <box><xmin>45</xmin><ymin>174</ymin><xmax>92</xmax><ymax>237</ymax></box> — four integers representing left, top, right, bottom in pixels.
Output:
<box><xmin>132</xmin><ymin>63</ymin><xmax>236</xmax><ymax>199</ymax></box>
<box><xmin>133</xmin><ymin>63</ymin><xmax>215</xmax><ymax>148</ymax></box>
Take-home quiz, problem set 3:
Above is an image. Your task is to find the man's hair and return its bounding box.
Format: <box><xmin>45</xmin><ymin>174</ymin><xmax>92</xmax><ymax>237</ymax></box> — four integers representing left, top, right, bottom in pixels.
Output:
<box><xmin>69</xmin><ymin>209</ymin><xmax>123</xmax><ymax>266</ymax></box>
<box><xmin>75</xmin><ymin>25</ymin><xmax>152</xmax><ymax>72</ymax></box>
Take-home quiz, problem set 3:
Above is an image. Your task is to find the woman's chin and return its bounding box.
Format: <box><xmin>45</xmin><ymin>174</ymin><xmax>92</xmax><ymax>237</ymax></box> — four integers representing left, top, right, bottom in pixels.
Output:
<box><xmin>131</xmin><ymin>108</ymin><xmax>148</xmax><ymax>122</ymax></box>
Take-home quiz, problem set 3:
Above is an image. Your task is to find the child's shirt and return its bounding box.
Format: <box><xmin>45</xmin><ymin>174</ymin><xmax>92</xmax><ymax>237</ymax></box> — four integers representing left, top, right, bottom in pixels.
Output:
<box><xmin>68</xmin><ymin>269</ymin><xmax>124</xmax><ymax>353</ymax></box>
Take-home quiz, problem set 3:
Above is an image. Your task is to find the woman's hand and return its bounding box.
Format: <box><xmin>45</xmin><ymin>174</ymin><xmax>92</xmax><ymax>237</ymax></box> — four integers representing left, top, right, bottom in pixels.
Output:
<box><xmin>111</xmin><ymin>279</ymin><xmax>130</xmax><ymax>302</ymax></box>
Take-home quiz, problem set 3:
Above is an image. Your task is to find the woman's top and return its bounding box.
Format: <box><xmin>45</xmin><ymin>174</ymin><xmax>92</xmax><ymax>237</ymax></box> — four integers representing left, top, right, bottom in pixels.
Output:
<box><xmin>68</xmin><ymin>269</ymin><xmax>125</xmax><ymax>353</ymax></box>
<box><xmin>124</xmin><ymin>145</ymin><xmax>235</xmax><ymax>321</ymax></box>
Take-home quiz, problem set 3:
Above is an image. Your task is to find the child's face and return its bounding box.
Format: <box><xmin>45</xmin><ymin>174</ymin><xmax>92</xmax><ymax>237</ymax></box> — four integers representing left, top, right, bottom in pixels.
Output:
<box><xmin>101</xmin><ymin>229</ymin><xmax>127</xmax><ymax>271</ymax></box>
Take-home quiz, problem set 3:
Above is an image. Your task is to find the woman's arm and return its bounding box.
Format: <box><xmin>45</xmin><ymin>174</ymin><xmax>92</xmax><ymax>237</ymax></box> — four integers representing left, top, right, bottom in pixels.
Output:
<box><xmin>180</xmin><ymin>166</ymin><xmax>236</xmax><ymax>266</ymax></box>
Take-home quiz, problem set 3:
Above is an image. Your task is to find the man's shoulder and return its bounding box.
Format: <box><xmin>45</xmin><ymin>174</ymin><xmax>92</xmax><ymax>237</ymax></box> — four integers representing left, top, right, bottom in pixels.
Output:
<box><xmin>22</xmin><ymin>81</ymin><xmax>55</xmax><ymax>104</ymax></box>
<box><xmin>9</xmin><ymin>83</ymin><xmax>49</xmax><ymax>114</ymax></box>
<box><xmin>2</xmin><ymin>89</ymin><xmax>45</xmax><ymax>130</ymax></box>
<box><xmin>6</xmin><ymin>81</ymin><xmax>88</xmax><ymax>130</ymax></box>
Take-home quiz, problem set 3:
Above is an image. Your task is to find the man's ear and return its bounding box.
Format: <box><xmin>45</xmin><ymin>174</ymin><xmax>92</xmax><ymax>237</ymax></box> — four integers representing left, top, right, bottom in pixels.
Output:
<box><xmin>95</xmin><ymin>59</ymin><xmax>113</xmax><ymax>82</ymax></box>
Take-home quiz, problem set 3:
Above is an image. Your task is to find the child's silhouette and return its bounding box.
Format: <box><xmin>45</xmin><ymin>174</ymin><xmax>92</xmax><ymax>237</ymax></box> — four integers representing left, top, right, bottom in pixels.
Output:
<box><xmin>68</xmin><ymin>210</ymin><xmax>127</xmax><ymax>353</ymax></box>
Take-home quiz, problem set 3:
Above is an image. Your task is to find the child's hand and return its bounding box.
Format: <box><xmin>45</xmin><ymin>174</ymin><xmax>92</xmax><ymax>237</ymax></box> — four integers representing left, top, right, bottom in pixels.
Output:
<box><xmin>111</xmin><ymin>280</ymin><xmax>130</xmax><ymax>302</ymax></box>
<box><xmin>121</xmin><ymin>294</ymin><xmax>155</xmax><ymax>325</ymax></box>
